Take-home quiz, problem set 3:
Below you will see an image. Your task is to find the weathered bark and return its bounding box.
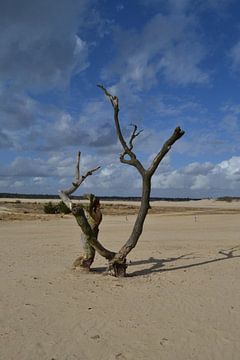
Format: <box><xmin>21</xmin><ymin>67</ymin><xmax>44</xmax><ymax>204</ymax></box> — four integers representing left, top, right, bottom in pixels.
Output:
<box><xmin>72</xmin><ymin>209</ymin><xmax>98</xmax><ymax>270</ymax></box>
<box><xmin>116</xmin><ymin>175</ymin><xmax>151</xmax><ymax>260</ymax></box>
<box><xmin>72</xmin><ymin>248</ymin><xmax>95</xmax><ymax>270</ymax></box>
<box><xmin>98</xmin><ymin>85</ymin><xmax>185</xmax><ymax>276</ymax></box>
<box><xmin>59</xmin><ymin>154</ymin><xmax>115</xmax><ymax>270</ymax></box>
<box><xmin>72</xmin><ymin>205</ymin><xmax>115</xmax><ymax>261</ymax></box>
<box><xmin>59</xmin><ymin>87</ymin><xmax>184</xmax><ymax>277</ymax></box>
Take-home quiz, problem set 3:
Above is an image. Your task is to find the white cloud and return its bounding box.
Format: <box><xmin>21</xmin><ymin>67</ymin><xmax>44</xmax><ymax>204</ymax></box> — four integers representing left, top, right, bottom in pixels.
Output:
<box><xmin>230</xmin><ymin>41</ymin><xmax>240</xmax><ymax>70</ymax></box>
<box><xmin>218</xmin><ymin>103</ymin><xmax>240</xmax><ymax>150</ymax></box>
<box><xmin>218</xmin><ymin>157</ymin><xmax>240</xmax><ymax>179</ymax></box>
<box><xmin>36</xmin><ymin>101</ymin><xmax>118</xmax><ymax>152</ymax></box>
<box><xmin>184</xmin><ymin>162</ymin><xmax>214</xmax><ymax>175</ymax></box>
<box><xmin>0</xmin><ymin>0</ymin><xmax>90</xmax><ymax>91</ymax></box>
<box><xmin>0</xmin><ymin>89</ymin><xmax>38</xmax><ymax>131</ymax></box>
<box><xmin>152</xmin><ymin>170</ymin><xmax>186</xmax><ymax>189</ymax></box>
<box><xmin>191</xmin><ymin>174</ymin><xmax>210</xmax><ymax>190</ymax></box>
<box><xmin>1</xmin><ymin>153</ymin><xmax>239</xmax><ymax>197</ymax></box>
<box><xmin>152</xmin><ymin>156</ymin><xmax>240</xmax><ymax>196</ymax></box>
<box><xmin>0</xmin><ymin>95</ymin><xmax>119</xmax><ymax>153</ymax></box>
<box><xmin>73</xmin><ymin>35</ymin><xmax>89</xmax><ymax>72</ymax></box>
<box><xmin>0</xmin><ymin>131</ymin><xmax>12</xmax><ymax>148</ymax></box>
<box><xmin>102</xmin><ymin>12</ymin><xmax>209</xmax><ymax>89</ymax></box>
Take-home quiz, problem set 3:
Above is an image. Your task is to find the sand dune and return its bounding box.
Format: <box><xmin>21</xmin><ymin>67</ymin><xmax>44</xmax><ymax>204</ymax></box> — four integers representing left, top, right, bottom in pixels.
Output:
<box><xmin>0</xmin><ymin>200</ymin><xmax>240</xmax><ymax>359</ymax></box>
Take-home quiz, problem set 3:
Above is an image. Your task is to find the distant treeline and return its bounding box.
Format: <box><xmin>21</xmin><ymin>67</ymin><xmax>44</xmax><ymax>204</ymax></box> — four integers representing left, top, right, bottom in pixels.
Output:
<box><xmin>216</xmin><ymin>196</ymin><xmax>240</xmax><ymax>202</ymax></box>
<box><xmin>0</xmin><ymin>193</ymin><xmax>202</xmax><ymax>202</ymax></box>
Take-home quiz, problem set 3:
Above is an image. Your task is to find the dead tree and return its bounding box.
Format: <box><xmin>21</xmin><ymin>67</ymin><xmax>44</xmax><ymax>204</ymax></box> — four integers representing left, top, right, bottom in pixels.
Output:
<box><xmin>59</xmin><ymin>152</ymin><xmax>116</xmax><ymax>270</ymax></box>
<box><xmin>60</xmin><ymin>86</ymin><xmax>184</xmax><ymax>277</ymax></box>
<box><xmin>97</xmin><ymin>85</ymin><xmax>185</xmax><ymax>275</ymax></box>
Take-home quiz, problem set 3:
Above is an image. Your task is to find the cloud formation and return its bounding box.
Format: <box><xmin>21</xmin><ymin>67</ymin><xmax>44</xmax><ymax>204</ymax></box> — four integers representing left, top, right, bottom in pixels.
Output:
<box><xmin>0</xmin><ymin>0</ymin><xmax>239</xmax><ymax>197</ymax></box>
<box><xmin>0</xmin><ymin>0</ymin><xmax>90</xmax><ymax>90</ymax></box>
<box><xmin>0</xmin><ymin>152</ymin><xmax>239</xmax><ymax>197</ymax></box>
<box><xmin>102</xmin><ymin>12</ymin><xmax>208</xmax><ymax>89</ymax></box>
<box><xmin>152</xmin><ymin>156</ymin><xmax>240</xmax><ymax>196</ymax></box>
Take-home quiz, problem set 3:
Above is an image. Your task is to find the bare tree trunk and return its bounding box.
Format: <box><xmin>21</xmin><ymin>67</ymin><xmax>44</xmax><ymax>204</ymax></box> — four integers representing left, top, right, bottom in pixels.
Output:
<box><xmin>72</xmin><ymin>205</ymin><xmax>115</xmax><ymax>260</ymax></box>
<box><xmin>59</xmin><ymin>153</ymin><xmax>115</xmax><ymax>271</ymax></box>
<box><xmin>72</xmin><ymin>217</ymin><xmax>97</xmax><ymax>270</ymax></box>
<box><xmin>106</xmin><ymin>175</ymin><xmax>151</xmax><ymax>276</ymax></box>
<box><xmin>118</xmin><ymin>175</ymin><xmax>151</xmax><ymax>258</ymax></box>
<box><xmin>59</xmin><ymin>87</ymin><xmax>184</xmax><ymax>277</ymax></box>
<box><xmin>98</xmin><ymin>85</ymin><xmax>185</xmax><ymax>276</ymax></box>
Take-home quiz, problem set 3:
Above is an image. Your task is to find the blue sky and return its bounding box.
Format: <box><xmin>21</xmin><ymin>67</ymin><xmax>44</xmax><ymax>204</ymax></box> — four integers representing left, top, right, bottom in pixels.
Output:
<box><xmin>0</xmin><ymin>0</ymin><xmax>240</xmax><ymax>197</ymax></box>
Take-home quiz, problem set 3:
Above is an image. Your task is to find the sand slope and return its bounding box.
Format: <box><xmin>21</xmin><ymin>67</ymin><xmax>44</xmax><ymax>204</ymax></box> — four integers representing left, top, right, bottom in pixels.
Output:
<box><xmin>0</xmin><ymin>205</ymin><xmax>240</xmax><ymax>359</ymax></box>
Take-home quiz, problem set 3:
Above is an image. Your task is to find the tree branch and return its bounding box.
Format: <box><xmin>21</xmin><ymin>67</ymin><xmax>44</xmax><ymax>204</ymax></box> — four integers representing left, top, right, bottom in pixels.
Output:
<box><xmin>59</xmin><ymin>152</ymin><xmax>115</xmax><ymax>262</ymax></box>
<box><xmin>98</xmin><ymin>84</ymin><xmax>145</xmax><ymax>176</ymax></box>
<box><xmin>147</xmin><ymin>126</ymin><xmax>185</xmax><ymax>176</ymax></box>
<box><xmin>59</xmin><ymin>151</ymin><xmax>100</xmax><ymax>210</ymax></box>
<box><xmin>128</xmin><ymin>124</ymin><xmax>143</xmax><ymax>151</ymax></box>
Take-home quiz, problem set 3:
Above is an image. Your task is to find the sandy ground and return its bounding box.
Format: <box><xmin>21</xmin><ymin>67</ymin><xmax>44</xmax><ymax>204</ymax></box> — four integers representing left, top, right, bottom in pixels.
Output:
<box><xmin>0</xmin><ymin>200</ymin><xmax>240</xmax><ymax>360</ymax></box>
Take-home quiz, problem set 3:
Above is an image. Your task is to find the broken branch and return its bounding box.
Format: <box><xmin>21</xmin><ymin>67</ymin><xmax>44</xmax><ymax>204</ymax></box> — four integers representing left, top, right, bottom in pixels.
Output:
<box><xmin>147</xmin><ymin>126</ymin><xmax>185</xmax><ymax>176</ymax></box>
<box><xmin>59</xmin><ymin>151</ymin><xmax>100</xmax><ymax>210</ymax></box>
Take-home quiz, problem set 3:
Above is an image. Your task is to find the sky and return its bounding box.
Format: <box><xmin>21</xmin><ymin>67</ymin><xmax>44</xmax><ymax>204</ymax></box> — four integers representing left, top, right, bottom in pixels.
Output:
<box><xmin>0</xmin><ymin>0</ymin><xmax>240</xmax><ymax>198</ymax></box>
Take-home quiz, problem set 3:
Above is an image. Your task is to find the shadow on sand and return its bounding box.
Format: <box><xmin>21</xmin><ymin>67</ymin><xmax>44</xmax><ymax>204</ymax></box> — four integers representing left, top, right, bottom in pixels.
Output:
<box><xmin>126</xmin><ymin>246</ymin><xmax>240</xmax><ymax>277</ymax></box>
<box><xmin>90</xmin><ymin>246</ymin><xmax>240</xmax><ymax>277</ymax></box>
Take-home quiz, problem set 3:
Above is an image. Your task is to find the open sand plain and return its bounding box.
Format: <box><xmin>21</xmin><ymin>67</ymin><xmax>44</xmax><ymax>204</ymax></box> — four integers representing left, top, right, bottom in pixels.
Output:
<box><xmin>0</xmin><ymin>199</ymin><xmax>240</xmax><ymax>360</ymax></box>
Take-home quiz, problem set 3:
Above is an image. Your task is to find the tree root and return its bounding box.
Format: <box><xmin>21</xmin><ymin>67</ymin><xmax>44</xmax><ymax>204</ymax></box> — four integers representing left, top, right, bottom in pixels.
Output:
<box><xmin>72</xmin><ymin>256</ymin><xmax>94</xmax><ymax>272</ymax></box>
<box><xmin>107</xmin><ymin>258</ymin><xmax>128</xmax><ymax>277</ymax></box>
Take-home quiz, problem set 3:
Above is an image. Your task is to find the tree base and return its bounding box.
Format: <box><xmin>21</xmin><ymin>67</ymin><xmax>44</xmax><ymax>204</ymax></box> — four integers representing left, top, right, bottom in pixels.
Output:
<box><xmin>109</xmin><ymin>259</ymin><xmax>128</xmax><ymax>277</ymax></box>
<box><xmin>72</xmin><ymin>256</ymin><xmax>94</xmax><ymax>272</ymax></box>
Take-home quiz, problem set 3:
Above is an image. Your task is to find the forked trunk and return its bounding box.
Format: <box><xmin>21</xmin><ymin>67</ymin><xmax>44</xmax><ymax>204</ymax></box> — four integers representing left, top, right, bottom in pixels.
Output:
<box><xmin>59</xmin><ymin>86</ymin><xmax>184</xmax><ymax>277</ymax></box>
